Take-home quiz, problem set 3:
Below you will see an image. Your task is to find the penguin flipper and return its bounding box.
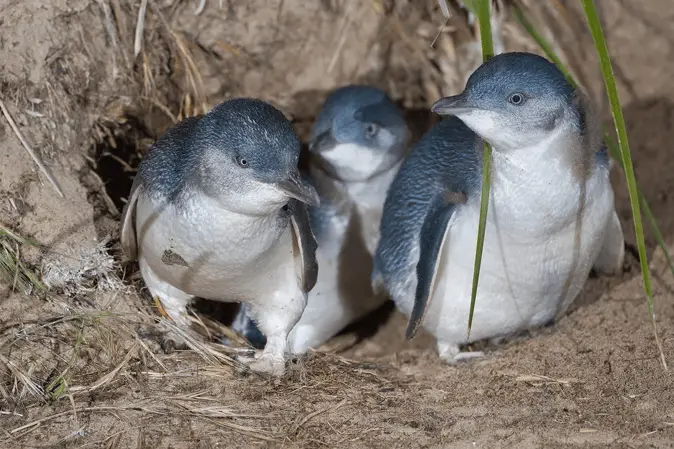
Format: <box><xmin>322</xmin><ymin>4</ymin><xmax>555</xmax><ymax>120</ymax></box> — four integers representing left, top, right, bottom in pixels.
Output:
<box><xmin>289</xmin><ymin>199</ymin><xmax>319</xmax><ymax>293</ymax></box>
<box><xmin>405</xmin><ymin>192</ymin><xmax>464</xmax><ymax>339</ymax></box>
<box><xmin>119</xmin><ymin>175</ymin><xmax>144</xmax><ymax>260</ymax></box>
<box><xmin>593</xmin><ymin>210</ymin><xmax>625</xmax><ymax>276</ymax></box>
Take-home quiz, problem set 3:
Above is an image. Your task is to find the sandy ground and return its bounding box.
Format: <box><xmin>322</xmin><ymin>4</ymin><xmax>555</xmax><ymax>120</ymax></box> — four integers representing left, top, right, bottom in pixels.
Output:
<box><xmin>1</xmin><ymin>0</ymin><xmax>674</xmax><ymax>448</ymax></box>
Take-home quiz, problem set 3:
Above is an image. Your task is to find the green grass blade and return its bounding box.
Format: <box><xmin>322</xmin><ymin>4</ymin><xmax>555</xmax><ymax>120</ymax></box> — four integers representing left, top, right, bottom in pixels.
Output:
<box><xmin>0</xmin><ymin>224</ymin><xmax>46</xmax><ymax>293</ymax></box>
<box><xmin>466</xmin><ymin>0</ymin><xmax>495</xmax><ymax>338</ymax></box>
<box><xmin>512</xmin><ymin>3</ymin><xmax>674</xmax><ymax>280</ymax></box>
<box><xmin>641</xmin><ymin>196</ymin><xmax>674</xmax><ymax>272</ymax></box>
<box><xmin>580</xmin><ymin>0</ymin><xmax>666</xmax><ymax>369</ymax></box>
<box><xmin>476</xmin><ymin>0</ymin><xmax>495</xmax><ymax>61</ymax></box>
<box><xmin>469</xmin><ymin>145</ymin><xmax>492</xmax><ymax>337</ymax></box>
<box><xmin>47</xmin><ymin>325</ymin><xmax>84</xmax><ymax>401</ymax></box>
<box><xmin>0</xmin><ymin>222</ymin><xmax>41</xmax><ymax>247</ymax></box>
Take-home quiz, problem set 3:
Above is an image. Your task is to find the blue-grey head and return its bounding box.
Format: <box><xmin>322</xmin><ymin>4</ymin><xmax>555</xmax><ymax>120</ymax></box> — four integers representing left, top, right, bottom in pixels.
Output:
<box><xmin>431</xmin><ymin>52</ymin><xmax>578</xmax><ymax>151</ymax></box>
<box><xmin>193</xmin><ymin>98</ymin><xmax>319</xmax><ymax>215</ymax></box>
<box><xmin>309</xmin><ymin>85</ymin><xmax>410</xmax><ymax>181</ymax></box>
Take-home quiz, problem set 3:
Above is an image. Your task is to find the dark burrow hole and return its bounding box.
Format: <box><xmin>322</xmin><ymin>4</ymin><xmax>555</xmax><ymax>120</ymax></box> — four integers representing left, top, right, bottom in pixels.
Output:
<box><xmin>88</xmin><ymin>111</ymin><xmax>398</xmax><ymax>350</ymax></box>
<box><xmin>89</xmin><ymin>116</ymin><xmax>149</xmax><ymax>212</ymax></box>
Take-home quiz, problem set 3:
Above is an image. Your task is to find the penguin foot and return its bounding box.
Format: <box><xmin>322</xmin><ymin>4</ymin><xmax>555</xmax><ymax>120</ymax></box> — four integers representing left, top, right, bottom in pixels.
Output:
<box><xmin>235</xmin><ymin>332</ymin><xmax>290</xmax><ymax>377</ymax></box>
<box><xmin>134</xmin><ymin>322</ymin><xmax>189</xmax><ymax>353</ymax></box>
<box><xmin>437</xmin><ymin>341</ymin><xmax>485</xmax><ymax>365</ymax></box>
<box><xmin>236</xmin><ymin>352</ymin><xmax>286</xmax><ymax>377</ymax></box>
<box><xmin>489</xmin><ymin>336</ymin><xmax>506</xmax><ymax>345</ymax></box>
<box><xmin>248</xmin><ymin>354</ymin><xmax>286</xmax><ymax>377</ymax></box>
<box><xmin>147</xmin><ymin>296</ymin><xmax>190</xmax><ymax>352</ymax></box>
<box><xmin>159</xmin><ymin>332</ymin><xmax>189</xmax><ymax>353</ymax></box>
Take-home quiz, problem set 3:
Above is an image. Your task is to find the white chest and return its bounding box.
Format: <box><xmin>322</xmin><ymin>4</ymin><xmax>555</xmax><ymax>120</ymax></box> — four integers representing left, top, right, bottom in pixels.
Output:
<box><xmin>135</xmin><ymin>191</ymin><xmax>292</xmax><ymax>300</ymax></box>
<box><xmin>345</xmin><ymin>166</ymin><xmax>399</xmax><ymax>255</ymax></box>
<box><xmin>419</xmin><ymin>148</ymin><xmax>615</xmax><ymax>344</ymax></box>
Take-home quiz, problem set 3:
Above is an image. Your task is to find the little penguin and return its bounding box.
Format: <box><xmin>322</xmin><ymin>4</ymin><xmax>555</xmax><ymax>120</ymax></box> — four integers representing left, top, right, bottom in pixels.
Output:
<box><xmin>372</xmin><ymin>52</ymin><xmax>625</xmax><ymax>363</ymax></box>
<box><xmin>119</xmin><ymin>98</ymin><xmax>320</xmax><ymax>376</ymax></box>
<box><xmin>232</xmin><ymin>85</ymin><xmax>411</xmax><ymax>353</ymax></box>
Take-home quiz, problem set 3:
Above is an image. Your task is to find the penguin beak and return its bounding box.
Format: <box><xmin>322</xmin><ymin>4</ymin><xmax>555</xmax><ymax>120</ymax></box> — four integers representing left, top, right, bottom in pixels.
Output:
<box><xmin>431</xmin><ymin>92</ymin><xmax>477</xmax><ymax>116</ymax></box>
<box><xmin>308</xmin><ymin>130</ymin><xmax>338</xmax><ymax>153</ymax></box>
<box><xmin>276</xmin><ymin>172</ymin><xmax>320</xmax><ymax>207</ymax></box>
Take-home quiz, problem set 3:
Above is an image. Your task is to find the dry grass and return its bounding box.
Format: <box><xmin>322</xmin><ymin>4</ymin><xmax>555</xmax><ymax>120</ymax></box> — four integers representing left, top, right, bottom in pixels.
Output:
<box><xmin>0</xmin><ymin>298</ymin><xmax>412</xmax><ymax>446</ymax></box>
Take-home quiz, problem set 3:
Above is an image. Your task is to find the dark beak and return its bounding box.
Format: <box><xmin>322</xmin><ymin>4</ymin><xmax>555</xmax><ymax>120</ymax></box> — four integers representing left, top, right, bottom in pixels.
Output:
<box><xmin>276</xmin><ymin>172</ymin><xmax>320</xmax><ymax>207</ymax></box>
<box><xmin>430</xmin><ymin>92</ymin><xmax>476</xmax><ymax>116</ymax></box>
<box><xmin>308</xmin><ymin>130</ymin><xmax>338</xmax><ymax>153</ymax></box>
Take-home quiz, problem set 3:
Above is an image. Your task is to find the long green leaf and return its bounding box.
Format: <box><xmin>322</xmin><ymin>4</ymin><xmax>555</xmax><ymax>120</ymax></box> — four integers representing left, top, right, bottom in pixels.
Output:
<box><xmin>511</xmin><ymin>3</ymin><xmax>674</xmax><ymax>279</ymax></box>
<box><xmin>580</xmin><ymin>0</ymin><xmax>666</xmax><ymax>369</ymax></box>
<box><xmin>476</xmin><ymin>0</ymin><xmax>495</xmax><ymax>60</ymax></box>
<box><xmin>467</xmin><ymin>0</ymin><xmax>495</xmax><ymax>338</ymax></box>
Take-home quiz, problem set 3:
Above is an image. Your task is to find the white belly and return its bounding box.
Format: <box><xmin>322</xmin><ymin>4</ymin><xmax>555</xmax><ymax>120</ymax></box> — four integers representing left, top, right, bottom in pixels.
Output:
<box><xmin>135</xmin><ymin>192</ymin><xmax>296</xmax><ymax>302</ymax></box>
<box><xmin>409</xmin><ymin>166</ymin><xmax>615</xmax><ymax>345</ymax></box>
<box><xmin>287</xmin><ymin>168</ymin><xmax>397</xmax><ymax>353</ymax></box>
<box><xmin>288</xmin><ymin>212</ymin><xmax>386</xmax><ymax>352</ymax></box>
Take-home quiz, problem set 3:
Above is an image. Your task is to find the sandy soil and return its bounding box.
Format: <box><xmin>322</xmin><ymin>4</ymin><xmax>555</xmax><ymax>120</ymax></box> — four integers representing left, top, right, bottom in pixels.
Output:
<box><xmin>1</xmin><ymin>1</ymin><xmax>673</xmax><ymax>448</ymax></box>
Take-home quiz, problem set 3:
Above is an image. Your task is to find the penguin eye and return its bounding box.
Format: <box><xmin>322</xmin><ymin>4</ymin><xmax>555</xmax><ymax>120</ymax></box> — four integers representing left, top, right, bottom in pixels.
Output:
<box><xmin>364</xmin><ymin>123</ymin><xmax>379</xmax><ymax>138</ymax></box>
<box><xmin>508</xmin><ymin>93</ymin><xmax>525</xmax><ymax>105</ymax></box>
<box><xmin>236</xmin><ymin>156</ymin><xmax>249</xmax><ymax>168</ymax></box>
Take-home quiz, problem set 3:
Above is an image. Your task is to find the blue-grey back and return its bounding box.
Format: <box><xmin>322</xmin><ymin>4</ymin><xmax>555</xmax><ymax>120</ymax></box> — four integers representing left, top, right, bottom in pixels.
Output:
<box><xmin>373</xmin><ymin>116</ymin><xmax>482</xmax><ymax>292</ymax></box>
<box><xmin>138</xmin><ymin>116</ymin><xmax>203</xmax><ymax>201</ymax></box>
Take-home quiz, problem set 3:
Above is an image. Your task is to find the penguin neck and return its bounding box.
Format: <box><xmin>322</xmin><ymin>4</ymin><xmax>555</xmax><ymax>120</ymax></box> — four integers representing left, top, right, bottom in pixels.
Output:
<box><xmin>310</xmin><ymin>157</ymin><xmax>401</xmax><ymax>212</ymax></box>
<box><xmin>489</xmin><ymin>119</ymin><xmax>594</xmax><ymax>185</ymax></box>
